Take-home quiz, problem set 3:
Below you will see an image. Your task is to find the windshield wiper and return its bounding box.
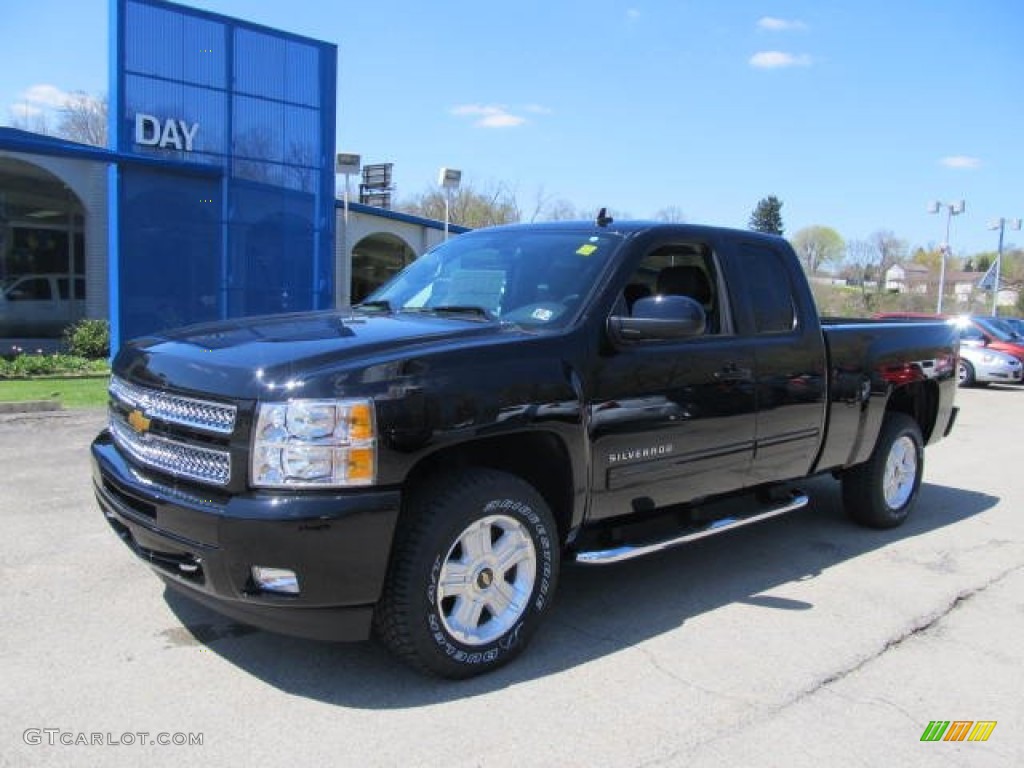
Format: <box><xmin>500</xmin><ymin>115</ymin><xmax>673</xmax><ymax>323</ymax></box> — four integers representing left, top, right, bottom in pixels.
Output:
<box><xmin>354</xmin><ymin>299</ymin><xmax>393</xmax><ymax>312</ymax></box>
<box><xmin>402</xmin><ymin>305</ymin><xmax>494</xmax><ymax>320</ymax></box>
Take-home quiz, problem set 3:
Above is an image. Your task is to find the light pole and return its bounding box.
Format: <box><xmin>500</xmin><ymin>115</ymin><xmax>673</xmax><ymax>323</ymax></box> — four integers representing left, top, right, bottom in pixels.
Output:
<box><xmin>928</xmin><ymin>200</ymin><xmax>965</xmax><ymax>314</ymax></box>
<box><xmin>438</xmin><ymin>167</ymin><xmax>461</xmax><ymax>240</ymax></box>
<box><xmin>336</xmin><ymin>153</ymin><xmax>361</xmax><ymax>307</ymax></box>
<box><xmin>336</xmin><ymin>153</ymin><xmax>361</xmax><ymax>223</ymax></box>
<box><xmin>987</xmin><ymin>217</ymin><xmax>1022</xmax><ymax>316</ymax></box>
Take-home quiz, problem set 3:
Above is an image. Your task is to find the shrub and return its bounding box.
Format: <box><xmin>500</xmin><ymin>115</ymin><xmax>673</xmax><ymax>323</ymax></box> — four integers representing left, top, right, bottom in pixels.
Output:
<box><xmin>0</xmin><ymin>353</ymin><xmax>109</xmax><ymax>378</ymax></box>
<box><xmin>63</xmin><ymin>319</ymin><xmax>110</xmax><ymax>359</ymax></box>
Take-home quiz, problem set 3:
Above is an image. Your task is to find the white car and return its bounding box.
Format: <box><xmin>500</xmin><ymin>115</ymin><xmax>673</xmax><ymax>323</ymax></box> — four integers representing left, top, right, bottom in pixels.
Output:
<box><xmin>0</xmin><ymin>273</ymin><xmax>85</xmax><ymax>337</ymax></box>
<box><xmin>957</xmin><ymin>343</ymin><xmax>1022</xmax><ymax>387</ymax></box>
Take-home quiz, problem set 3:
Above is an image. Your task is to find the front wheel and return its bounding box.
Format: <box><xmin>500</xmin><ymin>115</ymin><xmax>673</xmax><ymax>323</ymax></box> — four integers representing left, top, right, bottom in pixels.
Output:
<box><xmin>957</xmin><ymin>359</ymin><xmax>976</xmax><ymax>388</ymax></box>
<box><xmin>374</xmin><ymin>469</ymin><xmax>560</xmax><ymax>678</ymax></box>
<box><xmin>841</xmin><ymin>412</ymin><xmax>924</xmax><ymax>529</ymax></box>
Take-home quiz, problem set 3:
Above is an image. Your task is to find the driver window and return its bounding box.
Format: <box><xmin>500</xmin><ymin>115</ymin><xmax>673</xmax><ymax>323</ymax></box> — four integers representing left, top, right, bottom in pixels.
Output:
<box><xmin>619</xmin><ymin>245</ymin><xmax>722</xmax><ymax>334</ymax></box>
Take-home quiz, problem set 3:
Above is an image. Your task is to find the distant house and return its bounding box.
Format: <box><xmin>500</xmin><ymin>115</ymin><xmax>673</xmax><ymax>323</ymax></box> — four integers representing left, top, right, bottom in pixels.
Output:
<box><xmin>947</xmin><ymin>270</ymin><xmax>987</xmax><ymax>305</ymax></box>
<box><xmin>882</xmin><ymin>262</ymin><xmax>1019</xmax><ymax>308</ymax></box>
<box><xmin>884</xmin><ymin>263</ymin><xmax>931</xmax><ymax>294</ymax></box>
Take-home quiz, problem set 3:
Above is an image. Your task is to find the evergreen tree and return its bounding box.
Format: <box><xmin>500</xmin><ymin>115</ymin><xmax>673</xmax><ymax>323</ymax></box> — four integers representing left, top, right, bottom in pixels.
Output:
<box><xmin>749</xmin><ymin>195</ymin><xmax>784</xmax><ymax>235</ymax></box>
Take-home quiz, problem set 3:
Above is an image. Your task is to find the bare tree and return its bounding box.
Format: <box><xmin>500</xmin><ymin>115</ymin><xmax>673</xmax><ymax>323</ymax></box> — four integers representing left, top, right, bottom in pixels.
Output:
<box><xmin>10</xmin><ymin>110</ymin><xmax>51</xmax><ymax>135</ymax></box>
<box><xmin>845</xmin><ymin>238</ymin><xmax>879</xmax><ymax>312</ymax></box>
<box><xmin>521</xmin><ymin>186</ymin><xmax>555</xmax><ymax>223</ymax></box>
<box><xmin>399</xmin><ymin>180</ymin><xmax>520</xmax><ymax>228</ymax></box>
<box><xmin>57</xmin><ymin>92</ymin><xmax>107</xmax><ymax>146</ymax></box>
<box><xmin>540</xmin><ymin>199</ymin><xmax>583</xmax><ymax>221</ymax></box>
<box><xmin>870</xmin><ymin>229</ymin><xmax>908</xmax><ymax>290</ymax></box>
<box><xmin>653</xmin><ymin>205</ymin><xmax>686</xmax><ymax>223</ymax></box>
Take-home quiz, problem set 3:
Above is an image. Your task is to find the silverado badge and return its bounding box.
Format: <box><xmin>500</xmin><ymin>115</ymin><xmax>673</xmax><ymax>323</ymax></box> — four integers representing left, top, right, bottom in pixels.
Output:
<box><xmin>128</xmin><ymin>409</ymin><xmax>152</xmax><ymax>435</ymax></box>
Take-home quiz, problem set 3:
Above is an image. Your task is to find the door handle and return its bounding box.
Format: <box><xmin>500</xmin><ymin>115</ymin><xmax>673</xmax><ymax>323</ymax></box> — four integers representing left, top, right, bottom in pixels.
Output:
<box><xmin>714</xmin><ymin>363</ymin><xmax>750</xmax><ymax>382</ymax></box>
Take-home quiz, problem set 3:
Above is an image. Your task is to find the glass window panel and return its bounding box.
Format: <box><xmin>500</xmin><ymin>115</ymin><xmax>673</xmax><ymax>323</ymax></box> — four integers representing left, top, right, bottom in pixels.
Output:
<box><xmin>234</xmin><ymin>28</ymin><xmax>285</xmax><ymax>100</ymax></box>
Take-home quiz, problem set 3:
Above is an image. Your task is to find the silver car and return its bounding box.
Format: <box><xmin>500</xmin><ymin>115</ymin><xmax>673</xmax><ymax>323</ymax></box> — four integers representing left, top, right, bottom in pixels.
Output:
<box><xmin>957</xmin><ymin>342</ymin><xmax>1023</xmax><ymax>387</ymax></box>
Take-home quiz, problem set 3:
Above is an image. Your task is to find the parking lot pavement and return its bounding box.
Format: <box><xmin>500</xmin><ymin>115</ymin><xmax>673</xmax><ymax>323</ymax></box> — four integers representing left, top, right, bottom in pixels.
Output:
<box><xmin>2</xmin><ymin>389</ymin><xmax>1022</xmax><ymax>768</ymax></box>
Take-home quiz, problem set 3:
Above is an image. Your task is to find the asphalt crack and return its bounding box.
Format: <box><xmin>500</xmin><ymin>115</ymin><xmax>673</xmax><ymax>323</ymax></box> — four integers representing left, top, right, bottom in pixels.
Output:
<box><xmin>639</xmin><ymin>562</ymin><xmax>1024</xmax><ymax>768</ymax></box>
<box><xmin>809</xmin><ymin>562</ymin><xmax>1023</xmax><ymax>692</ymax></box>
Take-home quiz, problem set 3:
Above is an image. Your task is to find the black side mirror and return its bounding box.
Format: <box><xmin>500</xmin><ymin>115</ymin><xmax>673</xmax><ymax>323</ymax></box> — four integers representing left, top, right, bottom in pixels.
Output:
<box><xmin>608</xmin><ymin>295</ymin><xmax>706</xmax><ymax>343</ymax></box>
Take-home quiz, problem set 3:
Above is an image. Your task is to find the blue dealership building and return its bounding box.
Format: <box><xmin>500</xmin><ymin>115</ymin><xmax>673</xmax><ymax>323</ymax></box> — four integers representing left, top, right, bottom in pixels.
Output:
<box><xmin>0</xmin><ymin>0</ymin><xmax>461</xmax><ymax>352</ymax></box>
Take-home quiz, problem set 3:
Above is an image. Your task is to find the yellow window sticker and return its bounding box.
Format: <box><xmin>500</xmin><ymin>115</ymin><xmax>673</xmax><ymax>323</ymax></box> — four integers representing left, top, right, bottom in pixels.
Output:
<box><xmin>576</xmin><ymin>244</ymin><xmax>598</xmax><ymax>256</ymax></box>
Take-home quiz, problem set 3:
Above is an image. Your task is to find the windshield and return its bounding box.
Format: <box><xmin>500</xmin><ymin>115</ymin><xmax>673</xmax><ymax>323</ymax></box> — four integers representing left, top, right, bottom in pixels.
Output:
<box><xmin>1002</xmin><ymin>317</ymin><xmax>1024</xmax><ymax>337</ymax></box>
<box><xmin>362</xmin><ymin>228</ymin><xmax>622</xmax><ymax>328</ymax></box>
<box><xmin>974</xmin><ymin>316</ymin><xmax>1019</xmax><ymax>342</ymax></box>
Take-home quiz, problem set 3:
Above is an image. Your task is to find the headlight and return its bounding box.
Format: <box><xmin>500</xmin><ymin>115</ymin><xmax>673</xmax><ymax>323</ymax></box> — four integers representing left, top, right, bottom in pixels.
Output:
<box><xmin>974</xmin><ymin>354</ymin><xmax>1007</xmax><ymax>366</ymax></box>
<box><xmin>251</xmin><ymin>399</ymin><xmax>376</xmax><ymax>488</ymax></box>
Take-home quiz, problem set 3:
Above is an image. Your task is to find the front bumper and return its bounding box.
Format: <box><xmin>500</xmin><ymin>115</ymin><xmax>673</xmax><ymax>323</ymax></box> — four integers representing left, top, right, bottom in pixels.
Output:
<box><xmin>976</xmin><ymin>363</ymin><xmax>1023</xmax><ymax>384</ymax></box>
<box><xmin>91</xmin><ymin>430</ymin><xmax>401</xmax><ymax>641</ymax></box>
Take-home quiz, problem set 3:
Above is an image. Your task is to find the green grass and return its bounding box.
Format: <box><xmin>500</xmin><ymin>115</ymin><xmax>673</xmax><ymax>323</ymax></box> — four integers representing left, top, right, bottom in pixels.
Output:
<box><xmin>0</xmin><ymin>376</ymin><xmax>110</xmax><ymax>409</ymax></box>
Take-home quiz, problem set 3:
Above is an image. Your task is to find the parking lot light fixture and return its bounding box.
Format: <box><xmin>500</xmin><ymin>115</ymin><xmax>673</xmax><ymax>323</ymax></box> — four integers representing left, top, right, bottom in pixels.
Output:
<box><xmin>439</xmin><ymin>167</ymin><xmax>461</xmax><ymax>240</ymax></box>
<box><xmin>928</xmin><ymin>200</ymin><xmax>966</xmax><ymax>314</ymax></box>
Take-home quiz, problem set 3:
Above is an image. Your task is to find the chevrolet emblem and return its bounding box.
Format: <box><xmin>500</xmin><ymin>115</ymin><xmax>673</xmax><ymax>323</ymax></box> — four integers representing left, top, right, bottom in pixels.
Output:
<box><xmin>128</xmin><ymin>409</ymin><xmax>151</xmax><ymax>434</ymax></box>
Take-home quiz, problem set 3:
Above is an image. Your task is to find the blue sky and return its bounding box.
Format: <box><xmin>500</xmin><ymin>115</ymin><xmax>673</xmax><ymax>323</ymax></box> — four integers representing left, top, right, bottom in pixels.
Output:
<box><xmin>1</xmin><ymin>0</ymin><xmax>1021</xmax><ymax>257</ymax></box>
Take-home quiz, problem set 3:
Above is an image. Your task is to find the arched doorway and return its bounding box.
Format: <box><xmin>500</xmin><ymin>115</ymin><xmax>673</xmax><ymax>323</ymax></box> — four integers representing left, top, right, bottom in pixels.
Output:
<box><xmin>350</xmin><ymin>232</ymin><xmax>416</xmax><ymax>304</ymax></box>
<box><xmin>0</xmin><ymin>157</ymin><xmax>85</xmax><ymax>338</ymax></box>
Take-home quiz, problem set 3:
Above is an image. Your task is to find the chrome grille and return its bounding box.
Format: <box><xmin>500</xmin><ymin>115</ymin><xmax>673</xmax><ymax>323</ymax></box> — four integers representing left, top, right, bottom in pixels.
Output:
<box><xmin>109</xmin><ymin>376</ymin><xmax>237</xmax><ymax>435</ymax></box>
<box><xmin>110</xmin><ymin>418</ymin><xmax>231</xmax><ymax>486</ymax></box>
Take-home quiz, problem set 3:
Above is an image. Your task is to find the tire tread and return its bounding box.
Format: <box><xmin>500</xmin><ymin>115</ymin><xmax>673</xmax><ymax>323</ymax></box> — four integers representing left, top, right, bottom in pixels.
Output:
<box><xmin>374</xmin><ymin>468</ymin><xmax>557</xmax><ymax>678</ymax></box>
<box><xmin>842</xmin><ymin>412</ymin><xmax>923</xmax><ymax>529</ymax></box>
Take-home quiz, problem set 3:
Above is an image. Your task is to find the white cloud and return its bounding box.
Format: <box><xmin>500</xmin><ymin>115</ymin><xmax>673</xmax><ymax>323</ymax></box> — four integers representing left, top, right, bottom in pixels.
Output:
<box><xmin>749</xmin><ymin>51</ymin><xmax>813</xmax><ymax>69</ymax></box>
<box><xmin>479</xmin><ymin>112</ymin><xmax>527</xmax><ymax>128</ymax></box>
<box><xmin>21</xmin><ymin>84</ymin><xmax>73</xmax><ymax>108</ymax></box>
<box><xmin>10</xmin><ymin>103</ymin><xmax>43</xmax><ymax>119</ymax></box>
<box><xmin>451</xmin><ymin>104</ymin><xmax>530</xmax><ymax>128</ymax></box>
<box><xmin>757</xmin><ymin>17</ymin><xmax>807</xmax><ymax>32</ymax></box>
<box><xmin>627</xmin><ymin>8</ymin><xmax>641</xmax><ymax>20</ymax></box>
<box><xmin>941</xmin><ymin>155</ymin><xmax>981</xmax><ymax>169</ymax></box>
<box><xmin>8</xmin><ymin>84</ymin><xmax>79</xmax><ymax>123</ymax></box>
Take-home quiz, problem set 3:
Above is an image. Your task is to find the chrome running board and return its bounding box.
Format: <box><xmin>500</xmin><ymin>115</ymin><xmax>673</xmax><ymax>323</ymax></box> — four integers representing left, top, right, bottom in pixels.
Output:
<box><xmin>574</xmin><ymin>492</ymin><xmax>809</xmax><ymax>565</ymax></box>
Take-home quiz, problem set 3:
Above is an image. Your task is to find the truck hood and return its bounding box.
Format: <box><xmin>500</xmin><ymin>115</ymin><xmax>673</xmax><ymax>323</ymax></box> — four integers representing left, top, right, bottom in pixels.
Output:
<box><xmin>114</xmin><ymin>310</ymin><xmax>532</xmax><ymax>400</ymax></box>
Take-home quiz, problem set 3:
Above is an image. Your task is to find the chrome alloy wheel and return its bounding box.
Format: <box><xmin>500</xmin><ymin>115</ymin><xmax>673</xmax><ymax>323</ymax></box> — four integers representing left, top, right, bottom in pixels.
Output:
<box><xmin>883</xmin><ymin>435</ymin><xmax>918</xmax><ymax>509</ymax></box>
<box><xmin>437</xmin><ymin>514</ymin><xmax>537</xmax><ymax>646</ymax></box>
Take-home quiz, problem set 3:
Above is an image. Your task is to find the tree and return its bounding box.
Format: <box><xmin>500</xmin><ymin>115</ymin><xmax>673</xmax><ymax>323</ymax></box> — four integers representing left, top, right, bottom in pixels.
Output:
<box><xmin>10</xmin><ymin>110</ymin><xmax>51</xmax><ymax>135</ymax></box>
<box><xmin>57</xmin><ymin>92</ymin><xmax>107</xmax><ymax>147</ymax></box>
<box><xmin>399</xmin><ymin>180</ymin><xmax>520</xmax><ymax>228</ymax></box>
<box><xmin>791</xmin><ymin>226</ymin><xmax>844</xmax><ymax>274</ymax></box>
<box><xmin>845</xmin><ymin>238</ymin><xmax>880</xmax><ymax>312</ymax></box>
<box><xmin>842</xmin><ymin>230</ymin><xmax>909</xmax><ymax>312</ymax></box>
<box><xmin>870</xmin><ymin>230</ymin><xmax>907</xmax><ymax>289</ymax></box>
<box><xmin>749</xmin><ymin>195</ymin><xmax>784</xmax><ymax>235</ymax></box>
<box><xmin>653</xmin><ymin>205</ymin><xmax>686</xmax><ymax>223</ymax></box>
<box><xmin>9</xmin><ymin>91</ymin><xmax>107</xmax><ymax>147</ymax></box>
<box><xmin>912</xmin><ymin>246</ymin><xmax>943</xmax><ymax>273</ymax></box>
<box><xmin>540</xmin><ymin>199</ymin><xmax>584</xmax><ymax>221</ymax></box>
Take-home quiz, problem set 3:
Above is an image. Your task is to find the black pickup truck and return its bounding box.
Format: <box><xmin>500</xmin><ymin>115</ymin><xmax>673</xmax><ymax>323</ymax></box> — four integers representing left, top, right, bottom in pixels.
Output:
<box><xmin>91</xmin><ymin>219</ymin><xmax>959</xmax><ymax>678</ymax></box>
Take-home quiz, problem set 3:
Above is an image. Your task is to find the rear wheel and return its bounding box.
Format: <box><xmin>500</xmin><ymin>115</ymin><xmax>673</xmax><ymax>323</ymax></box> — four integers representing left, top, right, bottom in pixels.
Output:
<box><xmin>842</xmin><ymin>412</ymin><xmax>923</xmax><ymax>529</ymax></box>
<box><xmin>374</xmin><ymin>468</ymin><xmax>560</xmax><ymax>678</ymax></box>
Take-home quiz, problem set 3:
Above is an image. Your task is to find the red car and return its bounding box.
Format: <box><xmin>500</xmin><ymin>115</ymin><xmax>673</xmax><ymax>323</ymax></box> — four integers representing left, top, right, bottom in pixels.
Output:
<box><xmin>948</xmin><ymin>315</ymin><xmax>1024</xmax><ymax>365</ymax></box>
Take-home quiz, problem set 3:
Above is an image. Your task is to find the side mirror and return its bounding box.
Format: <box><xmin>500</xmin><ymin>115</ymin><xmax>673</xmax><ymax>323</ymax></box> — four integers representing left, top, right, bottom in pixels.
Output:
<box><xmin>608</xmin><ymin>295</ymin><xmax>706</xmax><ymax>343</ymax></box>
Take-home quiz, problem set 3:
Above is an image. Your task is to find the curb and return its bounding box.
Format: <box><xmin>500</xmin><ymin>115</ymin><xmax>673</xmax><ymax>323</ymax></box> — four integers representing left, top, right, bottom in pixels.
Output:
<box><xmin>0</xmin><ymin>400</ymin><xmax>64</xmax><ymax>414</ymax></box>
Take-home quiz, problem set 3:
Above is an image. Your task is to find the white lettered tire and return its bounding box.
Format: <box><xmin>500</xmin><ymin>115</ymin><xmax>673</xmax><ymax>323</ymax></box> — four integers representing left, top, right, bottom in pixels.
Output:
<box><xmin>375</xmin><ymin>468</ymin><xmax>560</xmax><ymax>678</ymax></box>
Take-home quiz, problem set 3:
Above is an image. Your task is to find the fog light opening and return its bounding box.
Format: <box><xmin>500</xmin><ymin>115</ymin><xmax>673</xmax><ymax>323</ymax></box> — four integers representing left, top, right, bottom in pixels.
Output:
<box><xmin>251</xmin><ymin>566</ymin><xmax>300</xmax><ymax>595</ymax></box>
